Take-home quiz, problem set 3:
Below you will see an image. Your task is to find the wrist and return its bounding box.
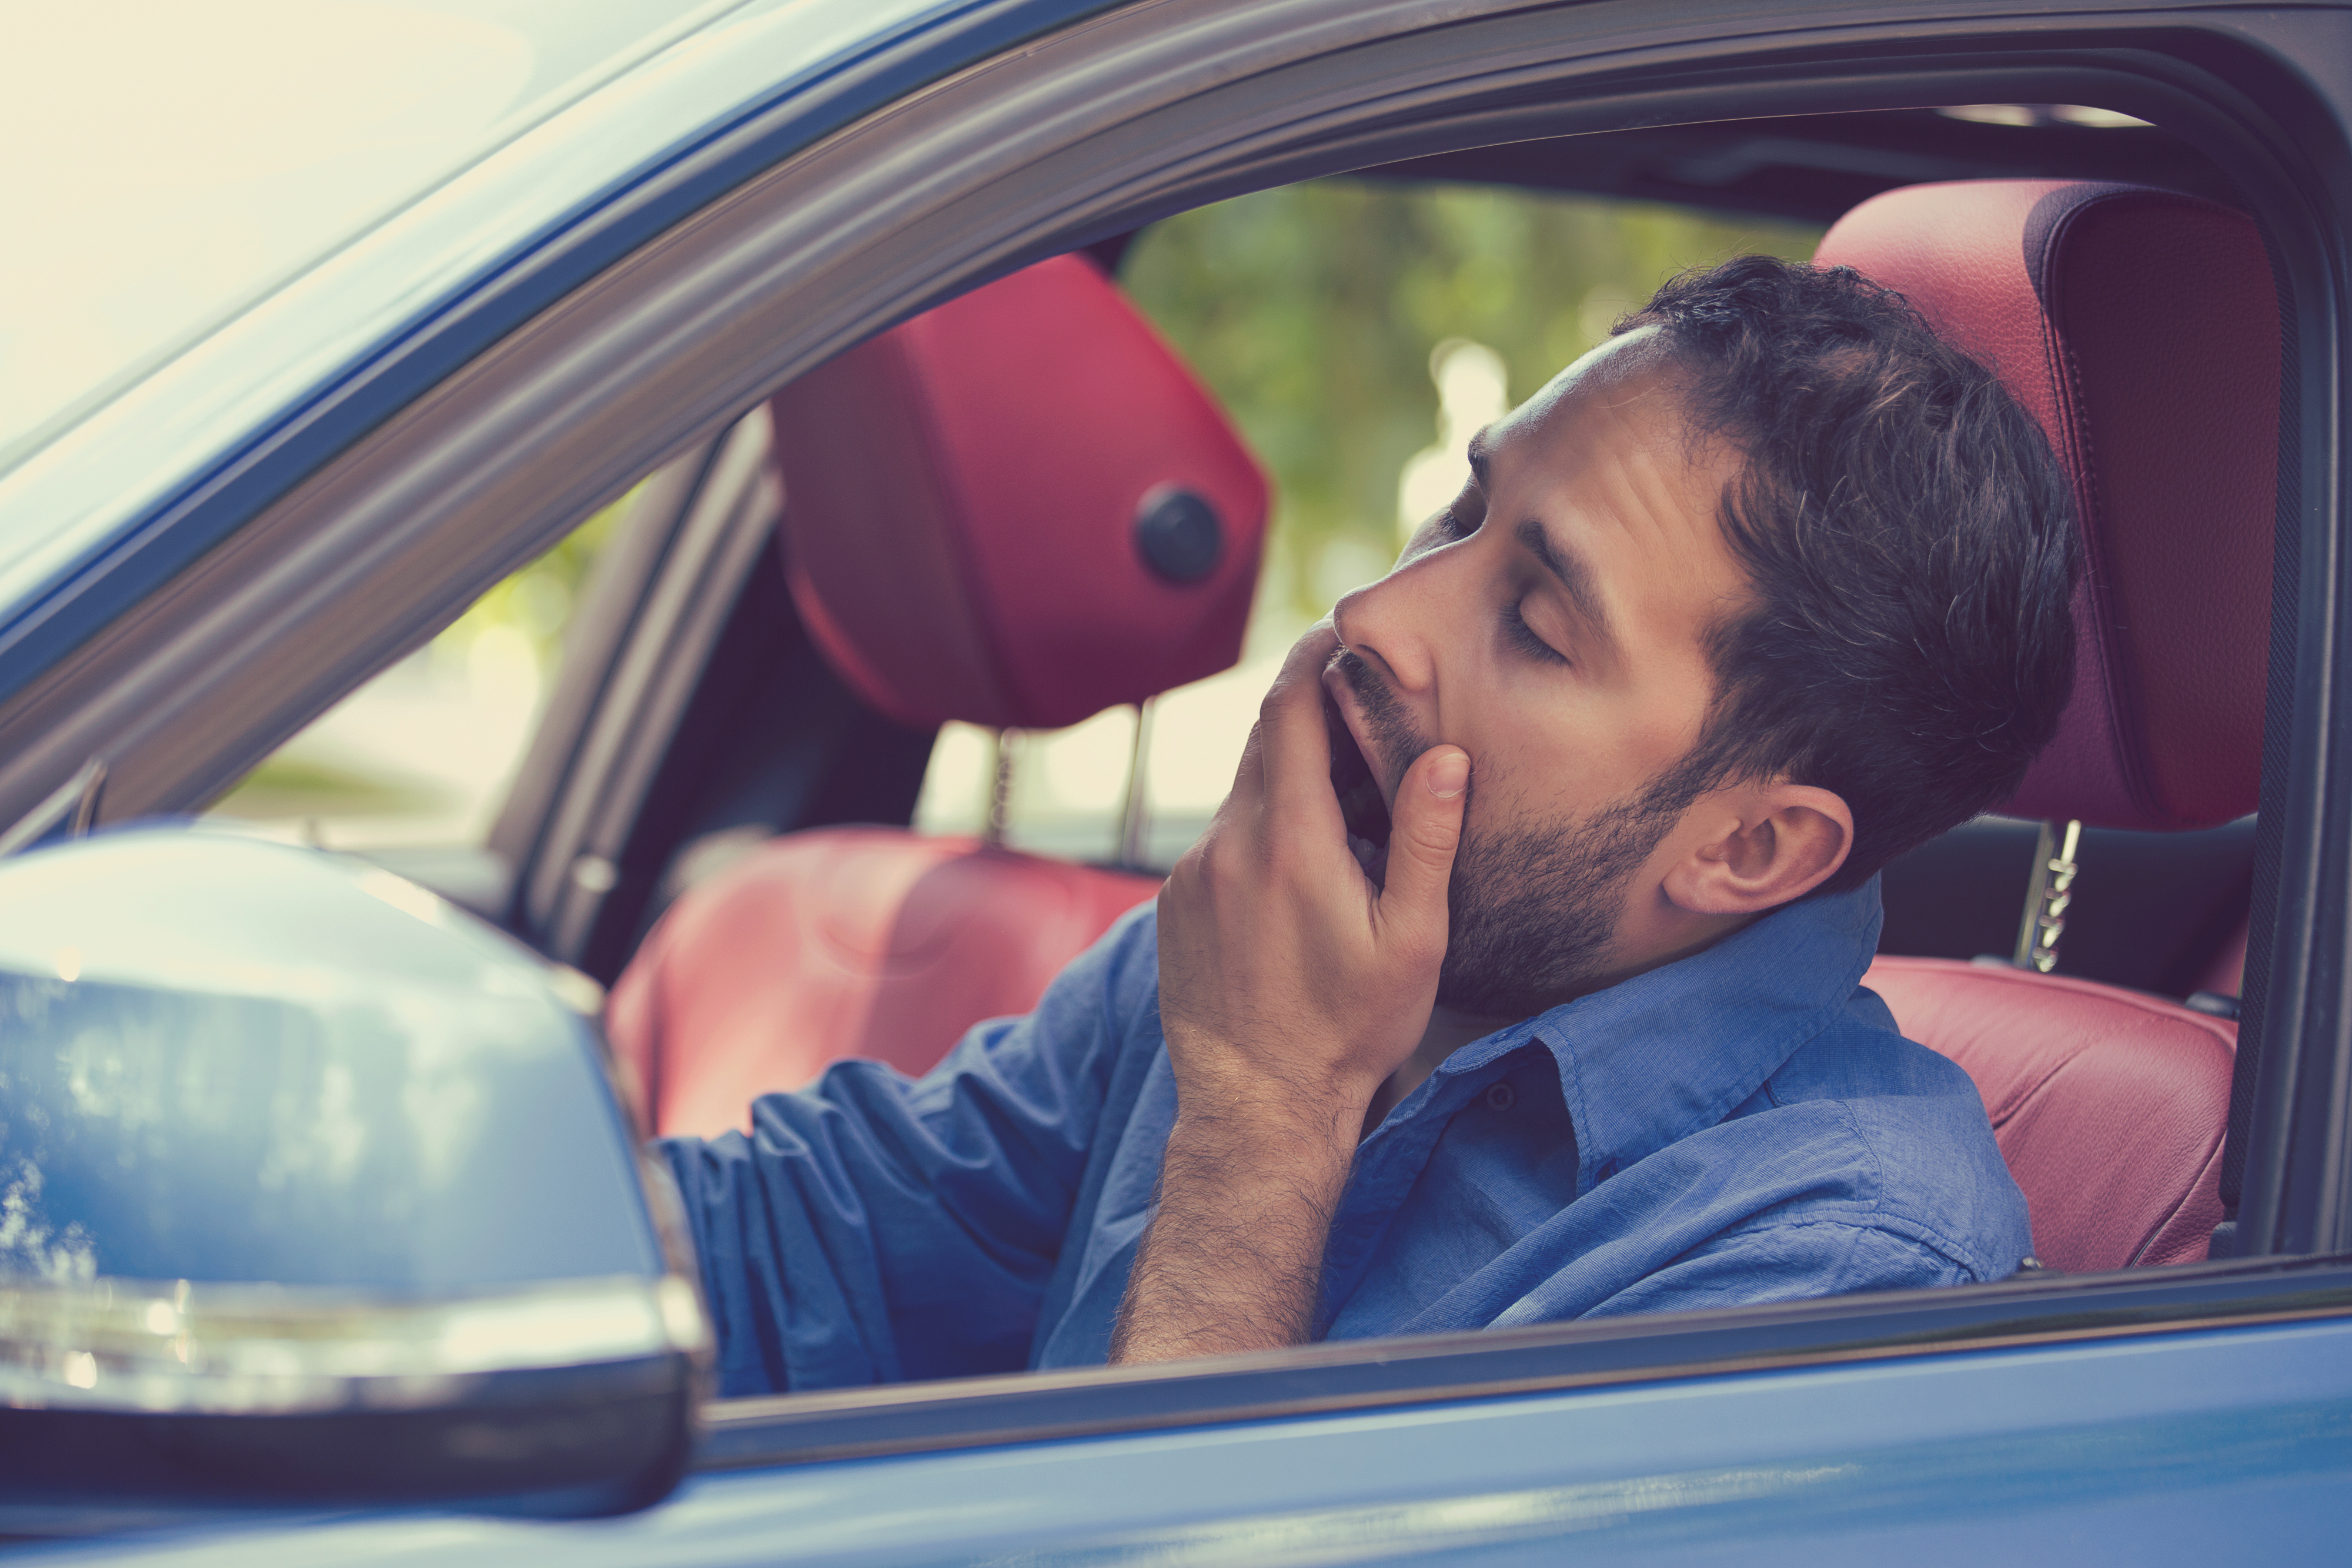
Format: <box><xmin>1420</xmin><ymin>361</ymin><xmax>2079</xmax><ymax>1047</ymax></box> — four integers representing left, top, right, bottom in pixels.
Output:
<box><xmin>1167</xmin><ymin>1091</ymin><xmax>1364</xmax><ymax>1161</ymax></box>
<box><xmin>1160</xmin><ymin>1107</ymin><xmax>1357</xmax><ymax>1224</ymax></box>
<box><xmin>1164</xmin><ymin>1034</ymin><xmax>1385</xmax><ymax>1133</ymax></box>
<box><xmin>1116</xmin><ymin>1075</ymin><xmax>1361</xmax><ymax>1367</ymax></box>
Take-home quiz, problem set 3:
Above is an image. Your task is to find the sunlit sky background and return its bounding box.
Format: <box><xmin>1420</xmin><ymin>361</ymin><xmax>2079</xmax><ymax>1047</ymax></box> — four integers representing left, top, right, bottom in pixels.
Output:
<box><xmin>210</xmin><ymin>179</ymin><xmax>1821</xmax><ymax>864</ymax></box>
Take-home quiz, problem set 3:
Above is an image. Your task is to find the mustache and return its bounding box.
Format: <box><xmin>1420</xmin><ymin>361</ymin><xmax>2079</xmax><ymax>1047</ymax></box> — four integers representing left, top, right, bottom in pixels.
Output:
<box><xmin>1327</xmin><ymin>647</ymin><xmax>1428</xmax><ymax>791</ymax></box>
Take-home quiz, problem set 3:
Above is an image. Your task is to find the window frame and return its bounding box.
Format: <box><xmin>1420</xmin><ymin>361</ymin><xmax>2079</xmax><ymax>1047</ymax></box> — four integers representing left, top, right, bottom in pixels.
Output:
<box><xmin>699</xmin><ymin>1255</ymin><xmax>2352</xmax><ymax>1469</ymax></box>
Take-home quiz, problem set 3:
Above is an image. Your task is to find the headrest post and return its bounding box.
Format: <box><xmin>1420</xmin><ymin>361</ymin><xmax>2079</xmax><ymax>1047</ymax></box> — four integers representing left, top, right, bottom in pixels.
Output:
<box><xmin>1117</xmin><ymin>700</ymin><xmax>1157</xmax><ymax>870</ymax></box>
<box><xmin>984</xmin><ymin>729</ymin><xmax>1015</xmax><ymax>849</ymax></box>
<box><xmin>2013</xmin><ymin>818</ymin><xmax>2083</xmax><ymax>972</ymax></box>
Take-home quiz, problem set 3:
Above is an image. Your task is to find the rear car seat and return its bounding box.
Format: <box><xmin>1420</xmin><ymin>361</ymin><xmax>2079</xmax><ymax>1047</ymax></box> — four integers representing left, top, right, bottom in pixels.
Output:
<box><xmin>1822</xmin><ymin>179</ymin><xmax>2278</xmax><ymax>1269</ymax></box>
<box><xmin>606</xmin><ymin>254</ymin><xmax>1269</xmax><ymax>1137</ymax></box>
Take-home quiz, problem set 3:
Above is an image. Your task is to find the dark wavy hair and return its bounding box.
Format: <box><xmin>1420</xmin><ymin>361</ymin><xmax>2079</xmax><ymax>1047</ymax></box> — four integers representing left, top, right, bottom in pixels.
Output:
<box><xmin>1621</xmin><ymin>255</ymin><xmax>2079</xmax><ymax>891</ymax></box>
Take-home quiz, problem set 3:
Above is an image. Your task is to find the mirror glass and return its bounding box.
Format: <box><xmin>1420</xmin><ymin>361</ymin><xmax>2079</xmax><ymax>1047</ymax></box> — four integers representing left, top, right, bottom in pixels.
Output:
<box><xmin>0</xmin><ymin>833</ymin><xmax>658</xmax><ymax>1290</ymax></box>
<box><xmin>0</xmin><ymin>828</ymin><xmax>703</xmax><ymax>1516</ymax></box>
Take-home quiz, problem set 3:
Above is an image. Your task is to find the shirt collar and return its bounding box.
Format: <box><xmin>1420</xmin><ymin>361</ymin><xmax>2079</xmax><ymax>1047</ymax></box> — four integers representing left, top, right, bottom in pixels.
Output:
<box><xmin>1434</xmin><ymin>876</ymin><xmax>1885</xmax><ymax>1194</ymax></box>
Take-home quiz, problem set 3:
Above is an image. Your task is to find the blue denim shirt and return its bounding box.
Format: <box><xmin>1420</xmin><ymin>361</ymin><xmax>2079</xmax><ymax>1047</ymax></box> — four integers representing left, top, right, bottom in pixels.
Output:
<box><xmin>663</xmin><ymin>878</ymin><xmax>2031</xmax><ymax>1395</ymax></box>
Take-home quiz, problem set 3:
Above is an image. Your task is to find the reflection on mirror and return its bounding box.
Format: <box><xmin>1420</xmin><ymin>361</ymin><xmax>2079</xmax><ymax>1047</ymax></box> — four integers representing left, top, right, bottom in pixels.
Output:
<box><xmin>0</xmin><ymin>828</ymin><xmax>707</xmax><ymax>1520</ymax></box>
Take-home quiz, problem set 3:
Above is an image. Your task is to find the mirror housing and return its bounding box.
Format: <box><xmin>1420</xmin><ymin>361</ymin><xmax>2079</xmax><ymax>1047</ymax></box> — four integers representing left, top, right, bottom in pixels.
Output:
<box><xmin>0</xmin><ymin>828</ymin><xmax>708</xmax><ymax>1521</ymax></box>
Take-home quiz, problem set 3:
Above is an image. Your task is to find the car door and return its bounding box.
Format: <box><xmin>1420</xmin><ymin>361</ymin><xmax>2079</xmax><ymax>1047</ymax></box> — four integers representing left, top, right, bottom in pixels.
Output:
<box><xmin>6</xmin><ymin>1</ymin><xmax>2352</xmax><ymax>1561</ymax></box>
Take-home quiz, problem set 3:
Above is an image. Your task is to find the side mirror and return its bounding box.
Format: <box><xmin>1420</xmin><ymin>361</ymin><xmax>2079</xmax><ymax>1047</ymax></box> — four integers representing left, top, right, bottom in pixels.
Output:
<box><xmin>0</xmin><ymin>828</ymin><xmax>708</xmax><ymax>1523</ymax></box>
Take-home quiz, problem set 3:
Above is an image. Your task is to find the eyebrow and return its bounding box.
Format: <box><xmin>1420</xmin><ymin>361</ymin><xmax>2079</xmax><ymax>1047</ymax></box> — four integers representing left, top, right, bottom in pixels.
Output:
<box><xmin>1515</xmin><ymin>516</ymin><xmax>1619</xmax><ymax>656</ymax></box>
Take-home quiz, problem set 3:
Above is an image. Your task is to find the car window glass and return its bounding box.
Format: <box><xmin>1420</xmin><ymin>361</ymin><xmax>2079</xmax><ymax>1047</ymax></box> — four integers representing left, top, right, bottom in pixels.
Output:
<box><xmin>911</xmin><ymin>179</ymin><xmax>1822</xmax><ymax>865</ymax></box>
<box><xmin>205</xmin><ymin>495</ymin><xmax>629</xmax><ymax>850</ymax></box>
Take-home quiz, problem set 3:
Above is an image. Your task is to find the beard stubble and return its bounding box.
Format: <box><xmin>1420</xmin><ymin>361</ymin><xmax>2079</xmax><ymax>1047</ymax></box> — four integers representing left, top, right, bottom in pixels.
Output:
<box><xmin>1330</xmin><ymin>649</ymin><xmax>1700</xmax><ymax>1019</ymax></box>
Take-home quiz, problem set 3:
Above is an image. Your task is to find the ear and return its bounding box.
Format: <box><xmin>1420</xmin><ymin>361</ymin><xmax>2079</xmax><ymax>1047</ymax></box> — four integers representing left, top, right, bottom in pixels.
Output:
<box><xmin>1661</xmin><ymin>783</ymin><xmax>1853</xmax><ymax>917</ymax></box>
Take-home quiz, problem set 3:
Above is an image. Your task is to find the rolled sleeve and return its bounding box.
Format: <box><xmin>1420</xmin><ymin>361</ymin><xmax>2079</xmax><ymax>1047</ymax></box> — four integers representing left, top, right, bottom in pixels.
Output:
<box><xmin>661</xmin><ymin>903</ymin><xmax>1160</xmax><ymax>1395</ymax></box>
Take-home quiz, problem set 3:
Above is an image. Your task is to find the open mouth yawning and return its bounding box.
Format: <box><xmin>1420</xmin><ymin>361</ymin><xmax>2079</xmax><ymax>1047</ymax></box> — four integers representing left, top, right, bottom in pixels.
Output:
<box><xmin>1325</xmin><ymin>690</ymin><xmax>1394</xmax><ymax>882</ymax></box>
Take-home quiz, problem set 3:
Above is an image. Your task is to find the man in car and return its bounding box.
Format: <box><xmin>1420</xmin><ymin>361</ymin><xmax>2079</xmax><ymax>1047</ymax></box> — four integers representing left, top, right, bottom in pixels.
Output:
<box><xmin>662</xmin><ymin>255</ymin><xmax>2073</xmax><ymax>1393</ymax></box>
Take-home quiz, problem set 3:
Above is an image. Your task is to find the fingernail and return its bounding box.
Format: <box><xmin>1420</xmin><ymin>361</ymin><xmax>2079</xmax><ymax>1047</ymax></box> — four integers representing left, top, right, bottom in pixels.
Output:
<box><xmin>1426</xmin><ymin>750</ymin><xmax>1469</xmax><ymax>798</ymax></box>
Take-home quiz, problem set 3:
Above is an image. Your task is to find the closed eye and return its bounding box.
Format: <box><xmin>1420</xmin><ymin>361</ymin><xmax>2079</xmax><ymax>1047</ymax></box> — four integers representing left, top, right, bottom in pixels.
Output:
<box><xmin>1504</xmin><ymin>599</ymin><xmax>1568</xmax><ymax>665</ymax></box>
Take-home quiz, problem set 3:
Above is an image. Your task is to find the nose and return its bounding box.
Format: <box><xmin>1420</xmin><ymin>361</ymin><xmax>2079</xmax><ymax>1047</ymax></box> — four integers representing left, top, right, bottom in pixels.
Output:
<box><xmin>1332</xmin><ymin>541</ymin><xmax>1455</xmax><ymax>696</ymax></box>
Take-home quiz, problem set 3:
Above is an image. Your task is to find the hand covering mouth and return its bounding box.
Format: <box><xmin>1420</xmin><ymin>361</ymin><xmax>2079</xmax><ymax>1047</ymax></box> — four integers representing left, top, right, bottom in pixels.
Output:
<box><xmin>1325</xmin><ymin>689</ymin><xmax>1394</xmax><ymax>882</ymax></box>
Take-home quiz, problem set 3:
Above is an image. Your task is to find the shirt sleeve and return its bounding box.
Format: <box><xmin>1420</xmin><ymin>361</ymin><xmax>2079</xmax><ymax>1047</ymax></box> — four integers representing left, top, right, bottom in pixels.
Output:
<box><xmin>658</xmin><ymin>903</ymin><xmax>1161</xmax><ymax>1396</ymax></box>
<box><xmin>1577</xmin><ymin>1218</ymin><xmax>1979</xmax><ymax>1320</ymax></box>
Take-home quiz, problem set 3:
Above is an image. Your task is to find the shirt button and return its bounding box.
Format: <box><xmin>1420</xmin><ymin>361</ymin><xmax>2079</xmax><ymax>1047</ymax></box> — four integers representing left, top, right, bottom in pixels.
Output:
<box><xmin>1484</xmin><ymin>1082</ymin><xmax>1516</xmax><ymax>1112</ymax></box>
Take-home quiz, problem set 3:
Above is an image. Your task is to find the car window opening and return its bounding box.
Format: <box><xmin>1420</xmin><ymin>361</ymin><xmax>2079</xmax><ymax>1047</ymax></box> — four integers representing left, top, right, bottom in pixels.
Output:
<box><xmin>202</xmin><ymin>105</ymin><xmax>2280</xmax><ymax>1408</ymax></box>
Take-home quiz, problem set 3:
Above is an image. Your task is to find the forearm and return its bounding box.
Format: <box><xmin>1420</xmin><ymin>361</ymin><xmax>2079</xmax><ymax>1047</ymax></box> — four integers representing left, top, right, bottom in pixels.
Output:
<box><xmin>1120</xmin><ymin>623</ymin><xmax>1469</xmax><ymax>1365</ymax></box>
<box><xmin>1109</xmin><ymin>1104</ymin><xmax>1358</xmax><ymax>1363</ymax></box>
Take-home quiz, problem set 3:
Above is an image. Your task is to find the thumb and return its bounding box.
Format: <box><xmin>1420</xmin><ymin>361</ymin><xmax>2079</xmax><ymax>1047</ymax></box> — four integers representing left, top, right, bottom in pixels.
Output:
<box><xmin>1377</xmin><ymin>745</ymin><xmax>1469</xmax><ymax>940</ymax></box>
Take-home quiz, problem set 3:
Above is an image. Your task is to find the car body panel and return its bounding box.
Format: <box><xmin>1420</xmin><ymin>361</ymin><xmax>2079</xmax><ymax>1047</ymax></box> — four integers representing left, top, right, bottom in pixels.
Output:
<box><xmin>20</xmin><ymin>1318</ymin><xmax>2352</xmax><ymax>1563</ymax></box>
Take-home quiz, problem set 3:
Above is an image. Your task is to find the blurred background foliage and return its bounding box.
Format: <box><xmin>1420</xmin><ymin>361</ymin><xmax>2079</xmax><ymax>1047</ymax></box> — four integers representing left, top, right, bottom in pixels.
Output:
<box><xmin>1120</xmin><ymin>179</ymin><xmax>1823</xmax><ymax>644</ymax></box>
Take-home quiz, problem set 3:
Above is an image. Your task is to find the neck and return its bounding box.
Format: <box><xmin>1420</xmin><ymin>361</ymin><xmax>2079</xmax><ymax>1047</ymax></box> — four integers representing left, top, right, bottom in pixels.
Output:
<box><xmin>1607</xmin><ymin>890</ymin><xmax>1768</xmax><ymax>992</ymax></box>
<box><xmin>1358</xmin><ymin>890</ymin><xmax>1793</xmax><ymax>1141</ymax></box>
<box><xmin>1357</xmin><ymin>905</ymin><xmax>1773</xmax><ymax>1141</ymax></box>
<box><xmin>1361</xmin><ymin>1003</ymin><xmax>1513</xmax><ymax>1139</ymax></box>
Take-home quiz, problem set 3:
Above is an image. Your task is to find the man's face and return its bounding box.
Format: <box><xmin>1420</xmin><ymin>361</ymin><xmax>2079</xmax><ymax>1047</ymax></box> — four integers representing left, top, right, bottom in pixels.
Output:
<box><xmin>1322</xmin><ymin>332</ymin><xmax>1752</xmax><ymax>1018</ymax></box>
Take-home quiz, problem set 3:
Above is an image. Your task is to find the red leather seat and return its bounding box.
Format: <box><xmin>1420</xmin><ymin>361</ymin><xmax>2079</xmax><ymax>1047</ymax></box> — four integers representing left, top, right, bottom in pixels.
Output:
<box><xmin>609</xmin><ymin>829</ymin><xmax>1166</xmax><ymax>1138</ymax></box>
<box><xmin>607</xmin><ymin>254</ymin><xmax>1269</xmax><ymax>1138</ymax></box>
<box><xmin>1819</xmin><ymin>180</ymin><xmax>2277</xmax><ymax>1271</ymax></box>
<box><xmin>1863</xmin><ymin>958</ymin><xmax>2234</xmax><ymax>1268</ymax></box>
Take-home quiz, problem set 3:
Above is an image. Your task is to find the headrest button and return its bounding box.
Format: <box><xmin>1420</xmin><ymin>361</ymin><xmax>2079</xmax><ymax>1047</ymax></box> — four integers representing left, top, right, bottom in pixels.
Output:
<box><xmin>1134</xmin><ymin>487</ymin><xmax>1223</xmax><ymax>583</ymax></box>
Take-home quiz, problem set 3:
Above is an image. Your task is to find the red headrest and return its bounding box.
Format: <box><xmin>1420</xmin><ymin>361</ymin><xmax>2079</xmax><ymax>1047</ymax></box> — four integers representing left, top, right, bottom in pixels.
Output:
<box><xmin>1816</xmin><ymin>181</ymin><xmax>2278</xmax><ymax>831</ymax></box>
<box><xmin>767</xmin><ymin>255</ymin><xmax>1269</xmax><ymax>731</ymax></box>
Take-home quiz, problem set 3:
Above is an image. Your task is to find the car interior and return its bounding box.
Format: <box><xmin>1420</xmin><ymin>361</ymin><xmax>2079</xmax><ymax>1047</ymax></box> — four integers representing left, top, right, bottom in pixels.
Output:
<box><xmin>279</xmin><ymin>105</ymin><xmax>2272</xmax><ymax>1307</ymax></box>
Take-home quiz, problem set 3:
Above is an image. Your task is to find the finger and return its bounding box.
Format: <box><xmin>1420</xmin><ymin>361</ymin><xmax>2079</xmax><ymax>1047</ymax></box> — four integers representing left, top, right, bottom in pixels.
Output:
<box><xmin>1375</xmin><ymin>745</ymin><xmax>1469</xmax><ymax>943</ymax></box>
<box><xmin>1227</xmin><ymin>713</ymin><xmax>1269</xmax><ymax>807</ymax></box>
<box><xmin>1256</xmin><ymin>624</ymin><xmax>1345</xmax><ymax>818</ymax></box>
<box><xmin>1228</xmin><ymin>626</ymin><xmax>1329</xmax><ymax>808</ymax></box>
